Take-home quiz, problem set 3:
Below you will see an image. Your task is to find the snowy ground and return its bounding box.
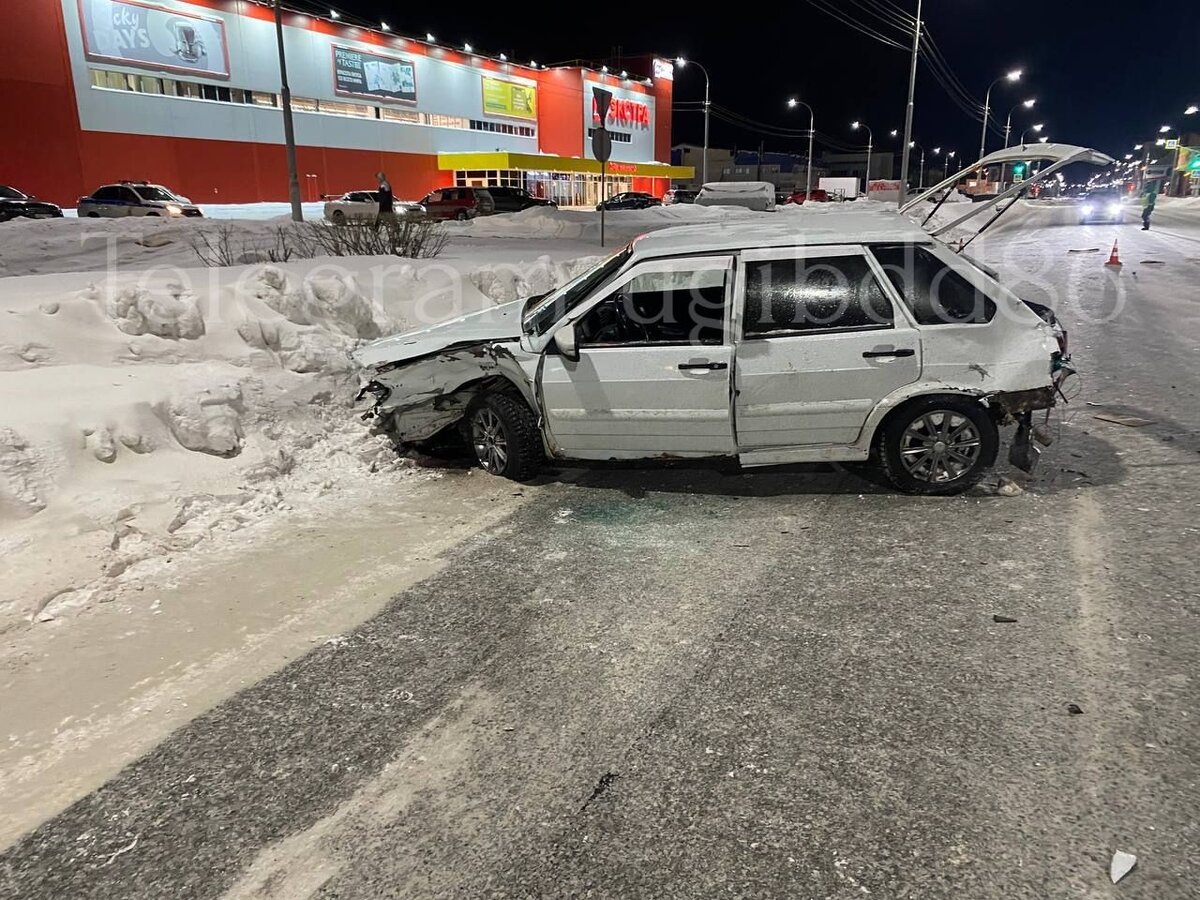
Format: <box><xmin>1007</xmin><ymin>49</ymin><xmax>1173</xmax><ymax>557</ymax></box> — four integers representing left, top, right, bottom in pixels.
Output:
<box><xmin>3</xmin><ymin>195</ymin><xmax>1200</xmax><ymax>863</ymax></box>
<box><xmin>4</xmin><ymin>196</ymin><xmax>1199</xmax><ymax>639</ymax></box>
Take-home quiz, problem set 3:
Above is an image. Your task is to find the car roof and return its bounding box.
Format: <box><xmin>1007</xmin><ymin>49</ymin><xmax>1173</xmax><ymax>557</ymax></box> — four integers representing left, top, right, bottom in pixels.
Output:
<box><xmin>631</xmin><ymin>208</ymin><xmax>933</xmax><ymax>257</ymax></box>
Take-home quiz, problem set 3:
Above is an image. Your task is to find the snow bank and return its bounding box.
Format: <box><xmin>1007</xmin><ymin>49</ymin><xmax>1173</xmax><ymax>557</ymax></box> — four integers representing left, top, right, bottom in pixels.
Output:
<box><xmin>0</xmin><ymin>241</ymin><xmax>594</xmax><ymax>632</ymax></box>
<box><xmin>455</xmin><ymin>203</ymin><xmax>765</xmax><ymax>242</ymax></box>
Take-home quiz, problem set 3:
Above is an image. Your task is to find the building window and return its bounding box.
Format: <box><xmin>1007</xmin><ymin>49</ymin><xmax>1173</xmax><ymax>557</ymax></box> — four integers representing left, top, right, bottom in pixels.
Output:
<box><xmin>251</xmin><ymin>91</ymin><xmax>277</xmax><ymax>107</ymax></box>
<box><xmin>587</xmin><ymin>127</ymin><xmax>632</xmax><ymax>144</ymax></box>
<box><xmin>381</xmin><ymin>107</ymin><xmax>420</xmax><ymax>124</ymax></box>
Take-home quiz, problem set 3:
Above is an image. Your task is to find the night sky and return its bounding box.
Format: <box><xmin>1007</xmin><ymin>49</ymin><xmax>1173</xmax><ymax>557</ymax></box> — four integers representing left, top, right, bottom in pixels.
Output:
<box><xmin>324</xmin><ymin>0</ymin><xmax>1196</xmax><ymax>160</ymax></box>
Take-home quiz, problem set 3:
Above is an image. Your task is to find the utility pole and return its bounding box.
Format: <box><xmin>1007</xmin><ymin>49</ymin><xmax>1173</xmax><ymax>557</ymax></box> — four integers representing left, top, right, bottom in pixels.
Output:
<box><xmin>274</xmin><ymin>0</ymin><xmax>303</xmax><ymax>221</ymax></box>
<box><xmin>898</xmin><ymin>0</ymin><xmax>922</xmax><ymax>207</ymax></box>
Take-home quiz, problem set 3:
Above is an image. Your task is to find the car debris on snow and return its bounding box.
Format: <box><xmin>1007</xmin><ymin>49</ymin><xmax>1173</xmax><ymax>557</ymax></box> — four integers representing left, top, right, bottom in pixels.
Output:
<box><xmin>1110</xmin><ymin>850</ymin><xmax>1137</xmax><ymax>884</ymax></box>
<box><xmin>1093</xmin><ymin>413</ymin><xmax>1154</xmax><ymax>427</ymax></box>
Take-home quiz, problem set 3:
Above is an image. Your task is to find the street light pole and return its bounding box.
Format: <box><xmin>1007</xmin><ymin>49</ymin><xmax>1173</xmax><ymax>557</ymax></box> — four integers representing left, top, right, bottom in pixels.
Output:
<box><xmin>1019</xmin><ymin>123</ymin><xmax>1044</xmax><ymax>145</ymax></box>
<box><xmin>676</xmin><ymin>58</ymin><xmax>711</xmax><ymax>186</ymax></box>
<box><xmin>273</xmin><ymin>0</ymin><xmax>303</xmax><ymax>221</ymax></box>
<box><xmin>852</xmin><ymin>121</ymin><xmax>873</xmax><ymax>196</ymax></box>
<box><xmin>898</xmin><ymin>0</ymin><xmax>922</xmax><ymax>207</ymax></box>
<box><xmin>787</xmin><ymin>98</ymin><xmax>816</xmax><ymax>198</ymax></box>
<box><xmin>1003</xmin><ymin>98</ymin><xmax>1036</xmax><ymax>149</ymax></box>
<box><xmin>979</xmin><ymin>68</ymin><xmax>1023</xmax><ymax>160</ymax></box>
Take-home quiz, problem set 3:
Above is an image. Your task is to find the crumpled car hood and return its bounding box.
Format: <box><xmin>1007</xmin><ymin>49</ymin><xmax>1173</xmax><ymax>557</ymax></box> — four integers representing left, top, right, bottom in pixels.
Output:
<box><xmin>353</xmin><ymin>298</ymin><xmax>525</xmax><ymax>369</ymax></box>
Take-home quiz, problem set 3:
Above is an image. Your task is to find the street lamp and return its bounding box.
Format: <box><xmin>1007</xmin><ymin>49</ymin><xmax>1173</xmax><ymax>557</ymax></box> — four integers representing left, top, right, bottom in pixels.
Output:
<box><xmin>676</xmin><ymin>57</ymin><xmax>711</xmax><ymax>185</ymax></box>
<box><xmin>851</xmin><ymin>121</ymin><xmax>873</xmax><ymax>193</ymax></box>
<box><xmin>273</xmin><ymin>0</ymin><xmax>302</xmax><ymax>221</ymax></box>
<box><xmin>1004</xmin><ymin>98</ymin><xmax>1036</xmax><ymax>148</ymax></box>
<box><xmin>787</xmin><ymin>97</ymin><xmax>816</xmax><ymax>199</ymax></box>
<box><xmin>903</xmin><ymin>138</ymin><xmax>926</xmax><ymax>189</ymax></box>
<box><xmin>1187</xmin><ymin>105</ymin><xmax>1199</xmax><ymax>116</ymax></box>
<box><xmin>1019</xmin><ymin>123</ymin><xmax>1044</xmax><ymax>144</ymax></box>
<box><xmin>979</xmin><ymin>68</ymin><xmax>1023</xmax><ymax>159</ymax></box>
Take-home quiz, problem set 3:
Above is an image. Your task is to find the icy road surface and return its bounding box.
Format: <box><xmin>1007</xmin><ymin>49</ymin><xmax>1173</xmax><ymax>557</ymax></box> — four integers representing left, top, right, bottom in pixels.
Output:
<box><xmin>1</xmin><ymin>207</ymin><xmax>1199</xmax><ymax>898</ymax></box>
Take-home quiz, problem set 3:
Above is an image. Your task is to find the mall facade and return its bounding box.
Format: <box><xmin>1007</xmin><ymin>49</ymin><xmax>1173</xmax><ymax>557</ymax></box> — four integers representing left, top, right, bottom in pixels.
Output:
<box><xmin>1</xmin><ymin>0</ymin><xmax>691</xmax><ymax>207</ymax></box>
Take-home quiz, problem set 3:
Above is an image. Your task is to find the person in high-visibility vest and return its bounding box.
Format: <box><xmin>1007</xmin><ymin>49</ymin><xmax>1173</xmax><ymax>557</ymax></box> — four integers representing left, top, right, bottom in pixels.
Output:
<box><xmin>1141</xmin><ymin>186</ymin><xmax>1157</xmax><ymax>231</ymax></box>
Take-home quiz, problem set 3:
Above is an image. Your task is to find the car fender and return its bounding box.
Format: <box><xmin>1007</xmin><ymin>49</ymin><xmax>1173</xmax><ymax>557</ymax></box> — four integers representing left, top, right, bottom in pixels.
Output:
<box><xmin>854</xmin><ymin>382</ymin><xmax>994</xmax><ymax>452</ymax></box>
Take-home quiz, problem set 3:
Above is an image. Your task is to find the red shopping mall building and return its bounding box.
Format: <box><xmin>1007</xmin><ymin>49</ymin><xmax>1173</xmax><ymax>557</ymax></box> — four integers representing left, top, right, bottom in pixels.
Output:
<box><xmin>0</xmin><ymin>0</ymin><xmax>691</xmax><ymax>208</ymax></box>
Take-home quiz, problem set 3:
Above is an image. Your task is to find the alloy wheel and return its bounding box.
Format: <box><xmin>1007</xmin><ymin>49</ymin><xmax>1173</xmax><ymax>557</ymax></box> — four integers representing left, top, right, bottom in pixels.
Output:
<box><xmin>471</xmin><ymin>408</ymin><xmax>508</xmax><ymax>473</ymax></box>
<box><xmin>899</xmin><ymin>410</ymin><xmax>982</xmax><ymax>484</ymax></box>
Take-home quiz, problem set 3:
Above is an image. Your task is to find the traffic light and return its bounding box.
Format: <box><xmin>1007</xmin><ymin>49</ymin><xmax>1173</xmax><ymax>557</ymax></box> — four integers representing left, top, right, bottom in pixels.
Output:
<box><xmin>1013</xmin><ymin>162</ymin><xmax>1027</xmax><ymax>181</ymax></box>
<box><xmin>1189</xmin><ymin>155</ymin><xmax>1200</xmax><ymax>172</ymax></box>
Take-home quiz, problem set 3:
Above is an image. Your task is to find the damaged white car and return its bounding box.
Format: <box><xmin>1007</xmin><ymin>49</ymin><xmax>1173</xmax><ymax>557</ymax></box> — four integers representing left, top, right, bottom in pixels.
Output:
<box><xmin>353</xmin><ymin>146</ymin><xmax>1099</xmax><ymax>494</ymax></box>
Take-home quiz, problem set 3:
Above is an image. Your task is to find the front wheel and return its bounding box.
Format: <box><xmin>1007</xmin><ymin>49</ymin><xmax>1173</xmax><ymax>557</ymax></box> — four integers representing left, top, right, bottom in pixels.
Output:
<box><xmin>467</xmin><ymin>394</ymin><xmax>543</xmax><ymax>481</ymax></box>
<box><xmin>877</xmin><ymin>397</ymin><xmax>998</xmax><ymax>495</ymax></box>
<box><xmin>455</xmin><ymin>209</ymin><xmax>470</xmax><ymax>221</ymax></box>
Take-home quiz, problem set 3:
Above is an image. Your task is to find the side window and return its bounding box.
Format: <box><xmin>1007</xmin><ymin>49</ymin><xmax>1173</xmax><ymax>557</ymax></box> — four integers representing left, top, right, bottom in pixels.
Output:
<box><xmin>118</xmin><ymin>187</ymin><xmax>141</xmax><ymax>204</ymax></box>
<box><xmin>93</xmin><ymin>186</ymin><xmax>118</xmax><ymax>201</ymax></box>
<box><xmin>577</xmin><ymin>266</ymin><xmax>727</xmax><ymax>347</ymax></box>
<box><xmin>742</xmin><ymin>254</ymin><xmax>893</xmax><ymax>338</ymax></box>
<box><xmin>870</xmin><ymin>245</ymin><xmax>997</xmax><ymax>325</ymax></box>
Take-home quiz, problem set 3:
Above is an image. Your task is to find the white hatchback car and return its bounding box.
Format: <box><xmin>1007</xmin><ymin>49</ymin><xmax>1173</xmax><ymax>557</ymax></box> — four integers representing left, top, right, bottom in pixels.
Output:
<box><xmin>353</xmin><ymin>209</ymin><xmax>1072</xmax><ymax>495</ymax></box>
<box><xmin>323</xmin><ymin>191</ymin><xmax>425</xmax><ymax>225</ymax></box>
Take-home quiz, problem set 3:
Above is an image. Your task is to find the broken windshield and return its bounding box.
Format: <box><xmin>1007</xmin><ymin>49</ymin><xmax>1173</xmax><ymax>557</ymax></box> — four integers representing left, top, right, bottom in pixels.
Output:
<box><xmin>523</xmin><ymin>245</ymin><xmax>634</xmax><ymax>336</ymax></box>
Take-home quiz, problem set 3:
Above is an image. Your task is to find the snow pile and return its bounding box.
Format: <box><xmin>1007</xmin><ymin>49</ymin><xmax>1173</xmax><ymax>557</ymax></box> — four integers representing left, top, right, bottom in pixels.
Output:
<box><xmin>457</xmin><ymin>202</ymin><xmax>765</xmax><ymax>242</ymax></box>
<box><xmin>0</xmin><ymin>237</ymin><xmax>592</xmax><ymax>632</ymax></box>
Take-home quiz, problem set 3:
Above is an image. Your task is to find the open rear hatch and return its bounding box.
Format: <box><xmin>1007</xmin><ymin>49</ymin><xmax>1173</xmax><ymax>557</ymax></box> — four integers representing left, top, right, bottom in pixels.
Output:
<box><xmin>900</xmin><ymin>143</ymin><xmax>1116</xmax><ymax>252</ymax></box>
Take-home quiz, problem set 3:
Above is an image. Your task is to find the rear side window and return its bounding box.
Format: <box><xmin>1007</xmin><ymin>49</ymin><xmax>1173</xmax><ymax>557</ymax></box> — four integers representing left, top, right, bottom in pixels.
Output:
<box><xmin>870</xmin><ymin>245</ymin><xmax>996</xmax><ymax>325</ymax></box>
<box><xmin>742</xmin><ymin>254</ymin><xmax>893</xmax><ymax>337</ymax></box>
<box><xmin>93</xmin><ymin>186</ymin><xmax>120</xmax><ymax>201</ymax></box>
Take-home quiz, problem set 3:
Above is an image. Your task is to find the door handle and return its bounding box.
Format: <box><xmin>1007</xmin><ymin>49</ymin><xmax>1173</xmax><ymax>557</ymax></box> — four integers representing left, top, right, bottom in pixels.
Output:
<box><xmin>862</xmin><ymin>348</ymin><xmax>915</xmax><ymax>359</ymax></box>
<box><xmin>678</xmin><ymin>361</ymin><xmax>729</xmax><ymax>371</ymax></box>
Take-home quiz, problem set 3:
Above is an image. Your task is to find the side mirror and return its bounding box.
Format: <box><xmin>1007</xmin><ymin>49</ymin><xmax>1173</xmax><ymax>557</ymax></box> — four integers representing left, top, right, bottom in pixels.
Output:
<box><xmin>553</xmin><ymin>322</ymin><xmax>579</xmax><ymax>362</ymax></box>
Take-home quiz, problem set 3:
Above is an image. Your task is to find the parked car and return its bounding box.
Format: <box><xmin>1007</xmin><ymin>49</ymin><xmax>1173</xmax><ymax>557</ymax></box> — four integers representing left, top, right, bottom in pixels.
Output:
<box><xmin>1078</xmin><ymin>189</ymin><xmax>1125</xmax><ymax>224</ymax></box>
<box><xmin>420</xmin><ymin>187</ymin><xmax>495</xmax><ymax>220</ymax></box>
<box><xmin>77</xmin><ymin>182</ymin><xmax>203</xmax><ymax>218</ymax></box>
<box><xmin>323</xmin><ymin>191</ymin><xmax>424</xmax><ymax>224</ymax></box>
<box><xmin>487</xmin><ymin>186</ymin><xmax>557</xmax><ymax>213</ymax></box>
<box><xmin>596</xmin><ymin>192</ymin><xmax>661</xmax><ymax>211</ymax></box>
<box><xmin>663</xmin><ymin>188</ymin><xmax>697</xmax><ymax>205</ymax></box>
<box><xmin>0</xmin><ymin>185</ymin><xmax>63</xmax><ymax>222</ymax></box>
<box><xmin>694</xmin><ymin>181</ymin><xmax>776</xmax><ymax>212</ymax></box>
<box><xmin>352</xmin><ymin>210</ymin><xmax>1072</xmax><ymax>495</ymax></box>
<box><xmin>786</xmin><ymin>188</ymin><xmax>830</xmax><ymax>204</ymax></box>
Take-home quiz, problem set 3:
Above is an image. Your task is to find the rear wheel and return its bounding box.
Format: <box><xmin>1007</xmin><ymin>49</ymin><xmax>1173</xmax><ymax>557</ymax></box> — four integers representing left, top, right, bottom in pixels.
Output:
<box><xmin>331</xmin><ymin>210</ymin><xmax>346</xmax><ymax>226</ymax></box>
<box><xmin>467</xmin><ymin>393</ymin><xmax>543</xmax><ymax>481</ymax></box>
<box><xmin>86</xmin><ymin>212</ymin><xmax>100</xmax><ymax>218</ymax></box>
<box><xmin>455</xmin><ymin>209</ymin><xmax>470</xmax><ymax>221</ymax></box>
<box><xmin>877</xmin><ymin>396</ymin><xmax>998</xmax><ymax>495</ymax></box>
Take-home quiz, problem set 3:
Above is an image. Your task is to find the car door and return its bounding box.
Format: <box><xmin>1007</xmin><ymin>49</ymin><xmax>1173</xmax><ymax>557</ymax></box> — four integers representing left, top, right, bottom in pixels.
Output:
<box><xmin>733</xmin><ymin>245</ymin><xmax>922</xmax><ymax>451</ymax></box>
<box><xmin>539</xmin><ymin>255</ymin><xmax>736</xmax><ymax>459</ymax></box>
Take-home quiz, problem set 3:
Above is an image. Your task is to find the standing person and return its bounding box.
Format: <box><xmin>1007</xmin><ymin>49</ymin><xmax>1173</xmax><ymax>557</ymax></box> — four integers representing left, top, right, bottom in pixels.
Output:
<box><xmin>1141</xmin><ymin>185</ymin><xmax>1157</xmax><ymax>231</ymax></box>
<box><xmin>376</xmin><ymin>171</ymin><xmax>394</xmax><ymax>224</ymax></box>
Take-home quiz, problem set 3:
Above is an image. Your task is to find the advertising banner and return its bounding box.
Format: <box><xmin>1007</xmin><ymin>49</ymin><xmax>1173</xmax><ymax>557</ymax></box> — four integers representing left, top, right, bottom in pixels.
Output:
<box><xmin>481</xmin><ymin>77</ymin><xmax>537</xmax><ymax>121</ymax></box>
<box><xmin>332</xmin><ymin>46</ymin><xmax>416</xmax><ymax>103</ymax></box>
<box><xmin>78</xmin><ymin>0</ymin><xmax>230</xmax><ymax>79</ymax></box>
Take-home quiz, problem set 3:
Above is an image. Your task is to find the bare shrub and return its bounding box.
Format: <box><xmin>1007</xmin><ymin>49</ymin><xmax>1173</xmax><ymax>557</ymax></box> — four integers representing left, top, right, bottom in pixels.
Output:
<box><xmin>187</xmin><ymin>218</ymin><xmax>447</xmax><ymax>267</ymax></box>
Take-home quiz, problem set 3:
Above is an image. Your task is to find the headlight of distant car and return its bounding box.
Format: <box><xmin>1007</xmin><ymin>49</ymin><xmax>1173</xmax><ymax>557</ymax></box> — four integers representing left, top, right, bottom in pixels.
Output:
<box><xmin>164</xmin><ymin>203</ymin><xmax>183</xmax><ymax>216</ymax></box>
<box><xmin>1081</xmin><ymin>203</ymin><xmax>1094</xmax><ymax>215</ymax></box>
<box><xmin>1108</xmin><ymin>203</ymin><xmax>1121</xmax><ymax>216</ymax></box>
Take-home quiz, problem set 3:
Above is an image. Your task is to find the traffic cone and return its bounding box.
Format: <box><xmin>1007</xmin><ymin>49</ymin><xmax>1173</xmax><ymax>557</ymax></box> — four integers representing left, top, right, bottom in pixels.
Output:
<box><xmin>1105</xmin><ymin>240</ymin><xmax>1123</xmax><ymax>267</ymax></box>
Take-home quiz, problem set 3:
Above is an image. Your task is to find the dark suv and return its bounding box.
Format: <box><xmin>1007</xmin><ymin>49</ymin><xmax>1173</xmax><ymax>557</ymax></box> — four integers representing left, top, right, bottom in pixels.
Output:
<box><xmin>420</xmin><ymin>187</ymin><xmax>496</xmax><ymax>220</ymax></box>
<box><xmin>0</xmin><ymin>185</ymin><xmax>63</xmax><ymax>221</ymax></box>
<box><xmin>596</xmin><ymin>191</ymin><xmax>662</xmax><ymax>211</ymax></box>
<box><xmin>487</xmin><ymin>186</ymin><xmax>557</xmax><ymax>213</ymax></box>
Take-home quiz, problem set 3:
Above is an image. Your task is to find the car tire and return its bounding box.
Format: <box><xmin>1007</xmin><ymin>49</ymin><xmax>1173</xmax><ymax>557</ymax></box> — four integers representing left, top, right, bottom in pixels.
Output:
<box><xmin>466</xmin><ymin>393</ymin><xmax>543</xmax><ymax>481</ymax></box>
<box><xmin>332</xmin><ymin>210</ymin><xmax>346</xmax><ymax>226</ymax></box>
<box><xmin>876</xmin><ymin>396</ymin><xmax>998</xmax><ymax>496</ymax></box>
<box><xmin>455</xmin><ymin>209</ymin><xmax>470</xmax><ymax>221</ymax></box>
<box><xmin>86</xmin><ymin>212</ymin><xmax>100</xmax><ymax>218</ymax></box>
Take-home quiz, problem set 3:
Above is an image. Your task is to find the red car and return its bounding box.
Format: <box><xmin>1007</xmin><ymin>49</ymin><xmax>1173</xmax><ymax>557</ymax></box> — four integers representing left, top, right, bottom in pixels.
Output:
<box><xmin>420</xmin><ymin>187</ymin><xmax>496</xmax><ymax>220</ymax></box>
<box><xmin>786</xmin><ymin>188</ymin><xmax>829</xmax><ymax>204</ymax></box>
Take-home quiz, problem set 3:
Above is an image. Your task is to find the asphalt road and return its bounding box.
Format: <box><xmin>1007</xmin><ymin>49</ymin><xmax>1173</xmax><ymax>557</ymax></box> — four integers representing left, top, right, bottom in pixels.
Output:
<box><xmin>2</xmin><ymin>222</ymin><xmax>1198</xmax><ymax>899</ymax></box>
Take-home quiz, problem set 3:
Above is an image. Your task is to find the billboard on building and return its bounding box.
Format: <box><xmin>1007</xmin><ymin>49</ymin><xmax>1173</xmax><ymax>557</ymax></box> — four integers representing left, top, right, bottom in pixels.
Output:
<box><xmin>332</xmin><ymin>46</ymin><xmax>416</xmax><ymax>103</ymax></box>
<box><xmin>582</xmin><ymin>78</ymin><xmax>656</xmax><ymax>164</ymax></box>
<box><xmin>77</xmin><ymin>0</ymin><xmax>230</xmax><ymax>79</ymax></box>
<box><xmin>481</xmin><ymin>77</ymin><xmax>537</xmax><ymax>121</ymax></box>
